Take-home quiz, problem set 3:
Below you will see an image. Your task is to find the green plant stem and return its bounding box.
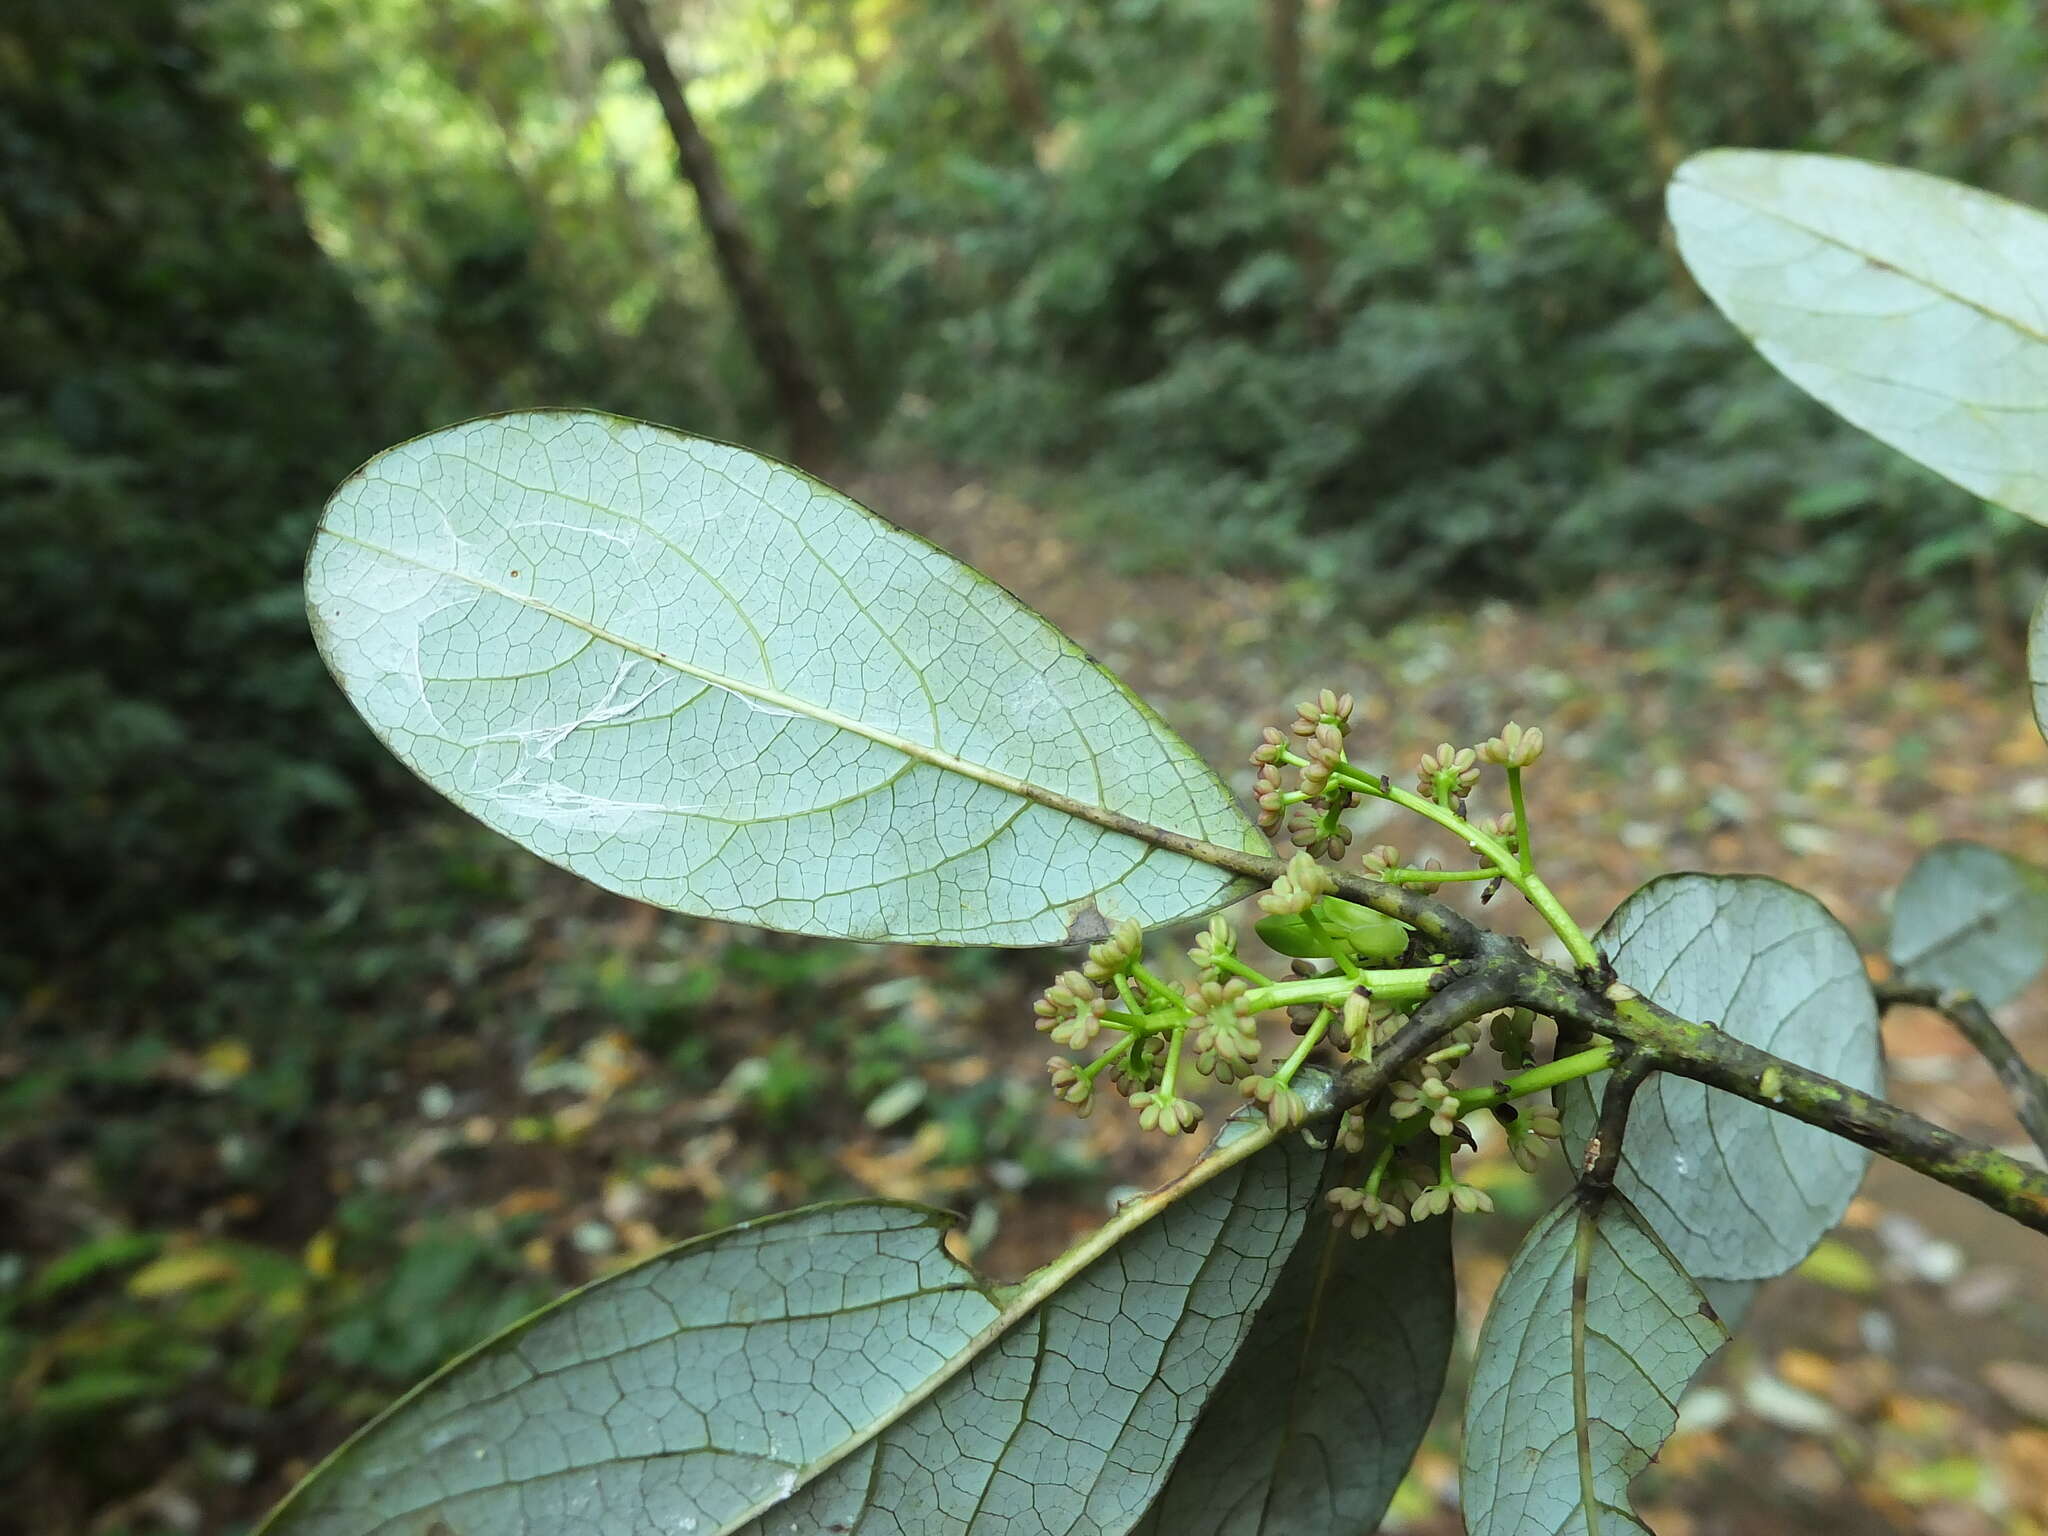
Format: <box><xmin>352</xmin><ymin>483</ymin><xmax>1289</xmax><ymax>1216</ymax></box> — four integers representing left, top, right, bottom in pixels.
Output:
<box><xmin>1507</xmin><ymin>765</ymin><xmax>1532</xmax><ymax>876</ymax></box>
<box><xmin>1077</xmin><ymin>1035</ymin><xmax>1133</xmax><ymax>1084</ymax></box>
<box><xmin>1331</xmin><ymin>763</ymin><xmax>1599</xmax><ymax>969</ymax></box>
<box><xmin>1875</xmin><ymin>980</ymin><xmax>2048</xmax><ymax>1163</ymax></box>
<box><xmin>1128</xmin><ymin>962</ymin><xmax>1176</xmax><ymax>1003</ymax></box>
<box><xmin>1159</xmin><ymin>1024</ymin><xmax>1186</xmax><ymax>1101</ymax></box>
<box><xmin>1113</xmin><ymin>975</ymin><xmax>1147</xmax><ymax>1019</ymax></box>
<box><xmin>1210</xmin><ymin>952</ymin><xmax>1273</xmax><ymax>986</ymax></box>
<box><xmin>1272</xmin><ymin>1007</ymin><xmax>1332</xmax><ymax>1087</ymax></box>
<box><xmin>1365</xmin><ymin>1141</ymin><xmax>1394</xmax><ymax>1199</ymax></box>
<box><xmin>1453</xmin><ymin>1045</ymin><xmax>1619</xmax><ymax>1115</ymax></box>
<box><xmin>1298</xmin><ymin>906</ymin><xmax>1359</xmax><ymax>977</ymax></box>
<box><xmin>1378</xmin><ymin>867</ymin><xmax>1501</xmax><ymax>884</ymax></box>
<box><xmin>1240</xmin><ymin>967</ymin><xmax>1437</xmax><ymax>1014</ymax></box>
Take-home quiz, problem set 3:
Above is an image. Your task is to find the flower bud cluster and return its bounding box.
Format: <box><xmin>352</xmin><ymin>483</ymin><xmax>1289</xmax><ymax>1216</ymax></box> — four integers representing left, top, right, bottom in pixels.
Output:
<box><xmin>1131</xmin><ymin>1089</ymin><xmax>1202</xmax><ymax>1136</ymax></box>
<box><xmin>1081</xmin><ymin>918</ymin><xmax>1144</xmax><ymax>984</ymax></box>
<box><xmin>1239</xmin><ymin>1073</ymin><xmax>1308</xmax><ymax>1133</ymax></box>
<box><xmin>1259</xmin><ymin>851</ymin><xmax>1337</xmax><ymax>916</ymax></box>
<box><xmin>1416</xmin><ymin>742</ymin><xmax>1479</xmax><ymax>800</ymax></box>
<box><xmin>1250</xmin><ymin>692</ymin><xmax>1365</xmax><ymax>852</ymax></box>
<box><xmin>1034</xmin><ymin>970</ymin><xmax>1110</xmax><ymax>1049</ymax></box>
<box><xmin>1188</xmin><ymin>977</ymin><xmax>1257</xmax><ymax>1083</ymax></box>
<box><xmin>1033</xmin><ymin>696</ymin><xmax>1574</xmax><ymax>1210</ymax></box>
<box><xmin>1501</xmin><ymin>1106</ymin><xmax>1564</xmax><ymax>1172</ymax></box>
<box><xmin>1291</xmin><ymin>689</ymin><xmax>1354</xmax><ymax>738</ymax></box>
<box><xmin>1479</xmin><ymin>720</ymin><xmax>1544</xmax><ymax>768</ymax></box>
<box><xmin>1488</xmin><ymin>1008</ymin><xmax>1537</xmax><ymax>1070</ymax></box>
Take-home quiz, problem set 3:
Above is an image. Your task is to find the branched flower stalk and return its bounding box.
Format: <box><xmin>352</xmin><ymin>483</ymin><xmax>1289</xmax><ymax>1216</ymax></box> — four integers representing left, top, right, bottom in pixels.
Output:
<box><xmin>1033</xmin><ymin>694</ymin><xmax>2048</xmax><ymax>1240</ymax></box>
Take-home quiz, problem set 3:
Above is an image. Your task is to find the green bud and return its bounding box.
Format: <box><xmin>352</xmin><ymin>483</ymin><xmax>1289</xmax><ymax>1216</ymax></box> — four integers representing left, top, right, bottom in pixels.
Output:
<box><xmin>1255</xmin><ymin>896</ymin><xmax>1410</xmax><ymax>959</ymax></box>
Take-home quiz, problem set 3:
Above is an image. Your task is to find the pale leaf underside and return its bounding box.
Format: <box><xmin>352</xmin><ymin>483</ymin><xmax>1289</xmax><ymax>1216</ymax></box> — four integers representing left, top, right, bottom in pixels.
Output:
<box><xmin>1563</xmin><ymin>874</ymin><xmax>1882</xmax><ymax>1281</ymax></box>
<box><xmin>308</xmin><ymin>411</ymin><xmax>1264</xmax><ymax>945</ymax></box>
<box><xmin>1891</xmin><ymin>840</ymin><xmax>2048</xmax><ymax>1009</ymax></box>
<box><xmin>1670</xmin><ymin>149</ymin><xmax>2048</xmax><ymax>525</ymax></box>
<box><xmin>258</xmin><ymin>1121</ymin><xmax>1319</xmax><ymax>1536</ymax></box>
<box><xmin>1462</xmin><ymin>1195</ymin><xmax>1728</xmax><ymax>1536</ymax></box>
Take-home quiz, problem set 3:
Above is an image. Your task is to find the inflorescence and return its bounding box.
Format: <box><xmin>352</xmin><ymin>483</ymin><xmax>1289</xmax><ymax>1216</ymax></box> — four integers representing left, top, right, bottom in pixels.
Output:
<box><xmin>1037</xmin><ymin>694</ymin><xmax>1584</xmax><ymax>1235</ymax></box>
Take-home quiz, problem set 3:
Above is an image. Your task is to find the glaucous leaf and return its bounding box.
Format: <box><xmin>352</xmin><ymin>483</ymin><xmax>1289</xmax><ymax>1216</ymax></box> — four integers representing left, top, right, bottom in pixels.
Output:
<box><xmin>1669</xmin><ymin>150</ymin><xmax>2048</xmax><ymax>523</ymax></box>
<box><xmin>1890</xmin><ymin>840</ymin><xmax>2048</xmax><ymax>1007</ymax></box>
<box><xmin>1562</xmin><ymin>875</ymin><xmax>1883</xmax><ymax>1280</ymax></box>
<box><xmin>1462</xmin><ymin>1194</ymin><xmax>1729</xmax><ymax>1536</ymax></box>
<box><xmin>1130</xmin><ymin>1198</ymin><xmax>1453</xmax><ymax>1536</ymax></box>
<box><xmin>307</xmin><ymin>411</ymin><xmax>1266</xmax><ymax>945</ymax></box>
<box><xmin>257</xmin><ymin>1116</ymin><xmax>1318</xmax><ymax>1536</ymax></box>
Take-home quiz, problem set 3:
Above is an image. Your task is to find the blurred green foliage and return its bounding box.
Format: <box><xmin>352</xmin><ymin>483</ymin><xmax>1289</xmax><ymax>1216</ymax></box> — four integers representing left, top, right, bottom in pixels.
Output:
<box><xmin>8</xmin><ymin>0</ymin><xmax>2048</xmax><ymax>1529</ymax></box>
<box><xmin>11</xmin><ymin>0</ymin><xmax>2048</xmax><ymax>981</ymax></box>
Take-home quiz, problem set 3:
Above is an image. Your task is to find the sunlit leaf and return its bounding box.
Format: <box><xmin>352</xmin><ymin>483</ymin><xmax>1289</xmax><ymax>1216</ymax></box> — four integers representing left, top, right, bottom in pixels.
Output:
<box><xmin>1892</xmin><ymin>839</ymin><xmax>2048</xmax><ymax>1007</ymax></box>
<box><xmin>257</xmin><ymin>1117</ymin><xmax>1318</xmax><ymax>1536</ymax></box>
<box><xmin>307</xmin><ymin>411</ymin><xmax>1265</xmax><ymax>945</ymax></box>
<box><xmin>1131</xmin><ymin>1199</ymin><xmax>1453</xmax><ymax>1536</ymax></box>
<box><xmin>1561</xmin><ymin>874</ymin><xmax>1883</xmax><ymax>1280</ymax></box>
<box><xmin>1461</xmin><ymin>1193</ymin><xmax>1729</xmax><ymax>1536</ymax></box>
<box><xmin>1670</xmin><ymin>150</ymin><xmax>2048</xmax><ymax>523</ymax></box>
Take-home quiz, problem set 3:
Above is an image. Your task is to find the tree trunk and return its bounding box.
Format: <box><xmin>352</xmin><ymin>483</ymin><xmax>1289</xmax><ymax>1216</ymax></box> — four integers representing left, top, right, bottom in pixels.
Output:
<box><xmin>608</xmin><ymin>0</ymin><xmax>835</xmax><ymax>465</ymax></box>
<box><xmin>979</xmin><ymin>0</ymin><xmax>1047</xmax><ymax>141</ymax></box>
<box><xmin>1584</xmin><ymin>0</ymin><xmax>1691</xmax><ymax>294</ymax></box>
<box><xmin>1264</xmin><ymin>0</ymin><xmax>1328</xmax><ymax>333</ymax></box>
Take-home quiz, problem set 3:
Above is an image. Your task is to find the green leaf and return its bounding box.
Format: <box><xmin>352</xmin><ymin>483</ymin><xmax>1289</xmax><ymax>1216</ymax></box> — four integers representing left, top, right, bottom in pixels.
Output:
<box><xmin>306</xmin><ymin>411</ymin><xmax>1265</xmax><ymax>945</ymax></box>
<box><xmin>1891</xmin><ymin>839</ymin><xmax>2048</xmax><ymax>1007</ymax></box>
<box><xmin>1563</xmin><ymin>875</ymin><xmax>1883</xmax><ymax>1280</ymax></box>
<box><xmin>1462</xmin><ymin>1194</ymin><xmax>1729</xmax><ymax>1536</ymax></box>
<box><xmin>257</xmin><ymin>1117</ymin><xmax>1319</xmax><ymax>1536</ymax></box>
<box><xmin>1669</xmin><ymin>150</ymin><xmax>2048</xmax><ymax>524</ymax></box>
<box><xmin>1253</xmin><ymin>898</ymin><xmax>1410</xmax><ymax>960</ymax></box>
<box><xmin>1130</xmin><ymin>1198</ymin><xmax>1452</xmax><ymax>1536</ymax></box>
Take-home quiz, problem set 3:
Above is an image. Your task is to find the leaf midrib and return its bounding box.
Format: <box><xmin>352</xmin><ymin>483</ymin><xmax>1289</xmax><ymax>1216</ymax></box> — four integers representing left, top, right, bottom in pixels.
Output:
<box><xmin>709</xmin><ymin>1121</ymin><xmax>1279</xmax><ymax>1535</ymax></box>
<box><xmin>320</xmin><ymin>527</ymin><xmax>1252</xmax><ymax>864</ymax></box>
<box><xmin>1681</xmin><ymin>159</ymin><xmax>2048</xmax><ymax>350</ymax></box>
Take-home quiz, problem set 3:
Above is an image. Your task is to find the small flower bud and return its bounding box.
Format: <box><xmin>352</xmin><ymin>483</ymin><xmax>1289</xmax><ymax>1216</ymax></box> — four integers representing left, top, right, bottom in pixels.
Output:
<box><xmin>1082</xmin><ymin>918</ymin><xmax>1144</xmax><ymax>983</ymax></box>
<box><xmin>1339</xmin><ymin>991</ymin><xmax>1370</xmax><ymax>1051</ymax></box>
<box><xmin>1449</xmin><ymin>1184</ymin><xmax>1495</xmax><ymax>1216</ymax></box>
<box><xmin>1359</xmin><ymin>844</ymin><xmax>1400</xmax><ymax>878</ymax></box>
<box><xmin>1189</xmin><ymin>914</ymin><xmax>1235</xmax><ymax>969</ymax></box>
<box><xmin>1264</xmin><ymin>1085</ymin><xmax>1306</xmax><ymax>1133</ymax></box>
<box><xmin>1336</xmin><ymin>1105</ymin><xmax>1369</xmax><ymax>1153</ymax></box>
<box><xmin>1409</xmin><ymin>1185</ymin><xmax>1452</xmax><ymax>1221</ymax></box>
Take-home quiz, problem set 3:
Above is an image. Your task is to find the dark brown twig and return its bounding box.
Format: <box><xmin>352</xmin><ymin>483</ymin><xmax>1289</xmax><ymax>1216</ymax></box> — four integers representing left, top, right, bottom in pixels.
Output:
<box><xmin>1874</xmin><ymin>980</ymin><xmax>2048</xmax><ymax>1163</ymax></box>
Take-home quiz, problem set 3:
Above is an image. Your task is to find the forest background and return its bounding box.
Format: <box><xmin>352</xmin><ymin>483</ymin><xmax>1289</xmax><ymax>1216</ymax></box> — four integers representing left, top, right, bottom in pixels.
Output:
<box><xmin>9</xmin><ymin>1</ymin><xmax>2048</xmax><ymax>1532</ymax></box>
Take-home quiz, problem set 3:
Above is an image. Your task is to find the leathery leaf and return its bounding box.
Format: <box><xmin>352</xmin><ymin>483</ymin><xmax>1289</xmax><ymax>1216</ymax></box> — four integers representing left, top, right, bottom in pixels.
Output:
<box><xmin>257</xmin><ymin>1114</ymin><xmax>1320</xmax><ymax>1536</ymax></box>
